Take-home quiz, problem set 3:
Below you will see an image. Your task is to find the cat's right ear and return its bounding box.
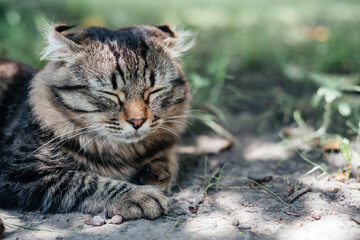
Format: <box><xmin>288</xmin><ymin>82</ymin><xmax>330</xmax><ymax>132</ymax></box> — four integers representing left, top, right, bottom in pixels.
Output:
<box><xmin>155</xmin><ymin>25</ymin><xmax>195</xmax><ymax>59</ymax></box>
<box><xmin>41</xmin><ymin>23</ymin><xmax>83</xmax><ymax>61</ymax></box>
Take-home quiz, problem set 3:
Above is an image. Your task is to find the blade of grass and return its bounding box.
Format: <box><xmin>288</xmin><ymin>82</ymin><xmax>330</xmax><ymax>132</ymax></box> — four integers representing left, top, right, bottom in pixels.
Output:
<box><xmin>215</xmin><ymin>163</ymin><xmax>228</xmax><ymax>189</ymax></box>
<box><xmin>232</xmin><ymin>177</ymin><xmax>288</xmax><ymax>205</ymax></box>
<box><xmin>294</xmin><ymin>166</ymin><xmax>320</xmax><ymax>191</ymax></box>
<box><xmin>4</xmin><ymin>222</ymin><xmax>53</xmax><ymax>232</ymax></box>
<box><xmin>203</xmin><ymin>162</ymin><xmax>228</xmax><ymax>197</ymax></box>
<box><xmin>201</xmin><ymin>117</ymin><xmax>238</xmax><ymax>145</ymax></box>
<box><xmin>296</xmin><ymin>150</ymin><xmax>328</xmax><ymax>174</ymax></box>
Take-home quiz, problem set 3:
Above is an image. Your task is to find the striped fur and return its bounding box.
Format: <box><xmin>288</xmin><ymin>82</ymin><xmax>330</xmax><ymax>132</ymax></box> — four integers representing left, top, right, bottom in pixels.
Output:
<box><xmin>0</xmin><ymin>24</ymin><xmax>193</xmax><ymax>221</ymax></box>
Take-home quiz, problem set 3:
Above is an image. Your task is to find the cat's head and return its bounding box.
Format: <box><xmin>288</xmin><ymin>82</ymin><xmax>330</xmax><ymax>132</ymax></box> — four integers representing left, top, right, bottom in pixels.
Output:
<box><xmin>30</xmin><ymin>23</ymin><xmax>194</xmax><ymax>144</ymax></box>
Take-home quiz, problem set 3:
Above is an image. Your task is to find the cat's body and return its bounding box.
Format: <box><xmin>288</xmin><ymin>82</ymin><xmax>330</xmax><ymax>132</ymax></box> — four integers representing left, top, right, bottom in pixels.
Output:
<box><xmin>0</xmin><ymin>23</ymin><xmax>192</xmax><ymax>231</ymax></box>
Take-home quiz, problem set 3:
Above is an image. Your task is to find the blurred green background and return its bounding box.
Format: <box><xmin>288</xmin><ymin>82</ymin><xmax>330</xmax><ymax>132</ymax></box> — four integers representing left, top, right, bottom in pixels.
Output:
<box><xmin>1</xmin><ymin>0</ymin><xmax>360</xmax><ymax>139</ymax></box>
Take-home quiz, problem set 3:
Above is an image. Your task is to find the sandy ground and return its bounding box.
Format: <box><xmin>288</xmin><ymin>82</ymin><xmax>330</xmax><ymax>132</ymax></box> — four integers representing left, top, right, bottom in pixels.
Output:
<box><xmin>1</xmin><ymin>113</ymin><xmax>360</xmax><ymax>240</ymax></box>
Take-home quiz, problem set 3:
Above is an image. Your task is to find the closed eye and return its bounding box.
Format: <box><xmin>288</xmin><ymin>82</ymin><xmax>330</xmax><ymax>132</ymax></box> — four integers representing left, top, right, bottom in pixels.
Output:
<box><xmin>101</xmin><ymin>91</ymin><xmax>122</xmax><ymax>105</ymax></box>
<box><xmin>144</xmin><ymin>88</ymin><xmax>164</xmax><ymax>103</ymax></box>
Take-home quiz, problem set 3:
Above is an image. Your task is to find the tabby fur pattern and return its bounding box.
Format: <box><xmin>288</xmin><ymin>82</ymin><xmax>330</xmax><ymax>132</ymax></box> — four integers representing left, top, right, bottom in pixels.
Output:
<box><xmin>0</xmin><ymin>23</ymin><xmax>193</xmax><ymax>228</ymax></box>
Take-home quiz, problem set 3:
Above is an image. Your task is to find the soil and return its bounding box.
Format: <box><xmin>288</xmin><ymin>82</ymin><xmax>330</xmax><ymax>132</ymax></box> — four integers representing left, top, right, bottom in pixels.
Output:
<box><xmin>1</xmin><ymin>71</ymin><xmax>359</xmax><ymax>240</ymax></box>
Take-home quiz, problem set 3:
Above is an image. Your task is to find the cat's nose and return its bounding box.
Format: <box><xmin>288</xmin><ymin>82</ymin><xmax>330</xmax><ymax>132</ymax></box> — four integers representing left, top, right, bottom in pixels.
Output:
<box><xmin>127</xmin><ymin>118</ymin><xmax>146</xmax><ymax>130</ymax></box>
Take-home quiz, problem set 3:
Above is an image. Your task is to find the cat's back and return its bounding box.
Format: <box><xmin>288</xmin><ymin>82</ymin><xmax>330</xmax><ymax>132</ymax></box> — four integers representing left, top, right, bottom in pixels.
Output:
<box><xmin>0</xmin><ymin>59</ymin><xmax>36</xmax><ymax>129</ymax></box>
<box><xmin>0</xmin><ymin>59</ymin><xmax>38</xmax><ymax>164</ymax></box>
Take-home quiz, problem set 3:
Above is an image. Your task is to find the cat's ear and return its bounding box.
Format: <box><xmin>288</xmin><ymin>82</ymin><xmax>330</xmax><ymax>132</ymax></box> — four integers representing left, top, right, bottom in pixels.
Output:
<box><xmin>156</xmin><ymin>25</ymin><xmax>177</xmax><ymax>38</ymax></box>
<box><xmin>156</xmin><ymin>25</ymin><xmax>195</xmax><ymax>58</ymax></box>
<box><xmin>41</xmin><ymin>23</ymin><xmax>83</xmax><ymax>61</ymax></box>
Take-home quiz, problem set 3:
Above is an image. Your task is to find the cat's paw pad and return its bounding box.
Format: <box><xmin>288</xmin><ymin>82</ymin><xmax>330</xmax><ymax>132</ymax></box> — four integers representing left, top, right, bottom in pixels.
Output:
<box><xmin>119</xmin><ymin>186</ymin><xmax>169</xmax><ymax>220</ymax></box>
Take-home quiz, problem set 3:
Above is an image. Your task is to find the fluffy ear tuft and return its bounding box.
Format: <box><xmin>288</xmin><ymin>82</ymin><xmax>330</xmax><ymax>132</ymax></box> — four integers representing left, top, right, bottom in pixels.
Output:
<box><xmin>157</xmin><ymin>25</ymin><xmax>177</xmax><ymax>38</ymax></box>
<box><xmin>158</xmin><ymin>25</ymin><xmax>195</xmax><ymax>58</ymax></box>
<box><xmin>40</xmin><ymin>23</ymin><xmax>82</xmax><ymax>61</ymax></box>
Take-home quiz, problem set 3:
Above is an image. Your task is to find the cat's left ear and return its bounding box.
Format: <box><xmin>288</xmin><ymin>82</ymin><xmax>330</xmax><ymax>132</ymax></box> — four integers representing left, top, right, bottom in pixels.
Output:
<box><xmin>41</xmin><ymin>23</ymin><xmax>83</xmax><ymax>61</ymax></box>
<box><xmin>155</xmin><ymin>25</ymin><xmax>195</xmax><ymax>58</ymax></box>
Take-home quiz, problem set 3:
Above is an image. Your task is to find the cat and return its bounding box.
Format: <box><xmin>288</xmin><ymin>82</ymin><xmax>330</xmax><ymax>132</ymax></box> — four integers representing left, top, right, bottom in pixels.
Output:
<box><xmin>0</xmin><ymin>23</ymin><xmax>193</xmax><ymax>231</ymax></box>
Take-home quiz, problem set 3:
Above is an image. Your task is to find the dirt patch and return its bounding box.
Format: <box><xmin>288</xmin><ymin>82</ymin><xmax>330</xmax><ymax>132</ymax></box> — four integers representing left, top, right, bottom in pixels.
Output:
<box><xmin>1</xmin><ymin>113</ymin><xmax>360</xmax><ymax>240</ymax></box>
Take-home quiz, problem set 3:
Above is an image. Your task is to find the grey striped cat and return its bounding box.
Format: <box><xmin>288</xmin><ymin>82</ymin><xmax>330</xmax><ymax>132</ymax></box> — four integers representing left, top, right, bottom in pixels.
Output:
<box><xmin>0</xmin><ymin>23</ymin><xmax>193</xmax><ymax>231</ymax></box>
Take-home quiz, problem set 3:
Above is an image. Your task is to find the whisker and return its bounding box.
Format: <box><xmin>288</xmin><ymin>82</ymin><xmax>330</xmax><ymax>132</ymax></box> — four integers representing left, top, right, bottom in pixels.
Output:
<box><xmin>158</xmin><ymin>125</ymin><xmax>183</xmax><ymax>144</ymax></box>
<box><xmin>184</xmin><ymin>109</ymin><xmax>207</xmax><ymax>113</ymax></box>
<box><xmin>162</xmin><ymin>119</ymin><xmax>196</xmax><ymax>140</ymax></box>
<box><xmin>139</xmin><ymin>138</ymin><xmax>145</xmax><ymax>151</ymax></box>
<box><xmin>52</xmin><ymin>127</ymin><xmax>103</xmax><ymax>150</ymax></box>
<box><xmin>99</xmin><ymin>133</ymin><xmax>114</xmax><ymax>150</ymax></box>
<box><xmin>151</xmin><ymin>130</ymin><xmax>162</xmax><ymax>144</ymax></box>
<box><xmin>28</xmin><ymin>126</ymin><xmax>97</xmax><ymax>157</ymax></box>
<box><xmin>164</xmin><ymin>115</ymin><xmax>188</xmax><ymax>119</ymax></box>
<box><xmin>165</xmin><ymin>114</ymin><xmax>209</xmax><ymax>122</ymax></box>
<box><xmin>163</xmin><ymin>119</ymin><xmax>191</xmax><ymax>128</ymax></box>
<box><xmin>78</xmin><ymin>134</ymin><xmax>103</xmax><ymax>158</ymax></box>
<box><xmin>34</xmin><ymin>96</ymin><xmax>62</xmax><ymax>113</ymax></box>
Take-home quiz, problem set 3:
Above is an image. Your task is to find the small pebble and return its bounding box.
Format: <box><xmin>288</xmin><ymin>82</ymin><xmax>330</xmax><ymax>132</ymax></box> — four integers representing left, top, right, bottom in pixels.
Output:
<box><xmin>55</xmin><ymin>236</ymin><xmax>63</xmax><ymax>240</ymax></box>
<box><xmin>231</xmin><ymin>218</ymin><xmax>239</xmax><ymax>226</ymax></box>
<box><xmin>111</xmin><ymin>215</ymin><xmax>123</xmax><ymax>225</ymax></box>
<box><xmin>174</xmin><ymin>207</ymin><xmax>187</xmax><ymax>216</ymax></box>
<box><xmin>91</xmin><ymin>216</ymin><xmax>106</xmax><ymax>226</ymax></box>
<box><xmin>311</xmin><ymin>212</ymin><xmax>321</xmax><ymax>220</ymax></box>
<box><xmin>295</xmin><ymin>222</ymin><xmax>303</xmax><ymax>227</ymax></box>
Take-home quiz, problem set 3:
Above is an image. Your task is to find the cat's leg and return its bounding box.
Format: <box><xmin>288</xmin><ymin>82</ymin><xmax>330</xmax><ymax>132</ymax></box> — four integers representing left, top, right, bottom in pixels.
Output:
<box><xmin>0</xmin><ymin>170</ymin><xmax>168</xmax><ymax>219</ymax></box>
<box><xmin>131</xmin><ymin>151</ymin><xmax>178</xmax><ymax>193</ymax></box>
<box><xmin>75</xmin><ymin>174</ymin><xmax>169</xmax><ymax>219</ymax></box>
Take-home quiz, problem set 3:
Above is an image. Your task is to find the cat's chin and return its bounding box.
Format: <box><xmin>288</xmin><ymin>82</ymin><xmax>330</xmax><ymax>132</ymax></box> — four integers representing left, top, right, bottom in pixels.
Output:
<box><xmin>110</xmin><ymin>133</ymin><xmax>148</xmax><ymax>144</ymax></box>
<box><xmin>120</xmin><ymin>136</ymin><xmax>146</xmax><ymax>144</ymax></box>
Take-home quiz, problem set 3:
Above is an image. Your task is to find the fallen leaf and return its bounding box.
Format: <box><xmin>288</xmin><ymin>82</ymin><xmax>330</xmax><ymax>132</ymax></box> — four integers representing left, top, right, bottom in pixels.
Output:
<box><xmin>175</xmin><ymin>135</ymin><xmax>233</xmax><ymax>155</ymax></box>
<box><xmin>334</xmin><ymin>172</ymin><xmax>347</xmax><ymax>182</ymax></box>
<box><xmin>196</xmin><ymin>135</ymin><xmax>233</xmax><ymax>154</ymax></box>
<box><xmin>174</xmin><ymin>146</ymin><xmax>197</xmax><ymax>154</ymax></box>
<box><xmin>285</xmin><ymin>187</ymin><xmax>295</xmax><ymax>194</ymax></box>
<box><xmin>249</xmin><ymin>176</ymin><xmax>273</xmax><ymax>186</ymax></box>
<box><xmin>322</xmin><ymin>139</ymin><xmax>340</xmax><ymax>153</ymax></box>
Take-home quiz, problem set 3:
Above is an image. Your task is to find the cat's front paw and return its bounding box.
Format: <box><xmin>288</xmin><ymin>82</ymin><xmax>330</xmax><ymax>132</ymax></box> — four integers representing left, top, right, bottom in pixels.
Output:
<box><xmin>113</xmin><ymin>185</ymin><xmax>169</xmax><ymax>220</ymax></box>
